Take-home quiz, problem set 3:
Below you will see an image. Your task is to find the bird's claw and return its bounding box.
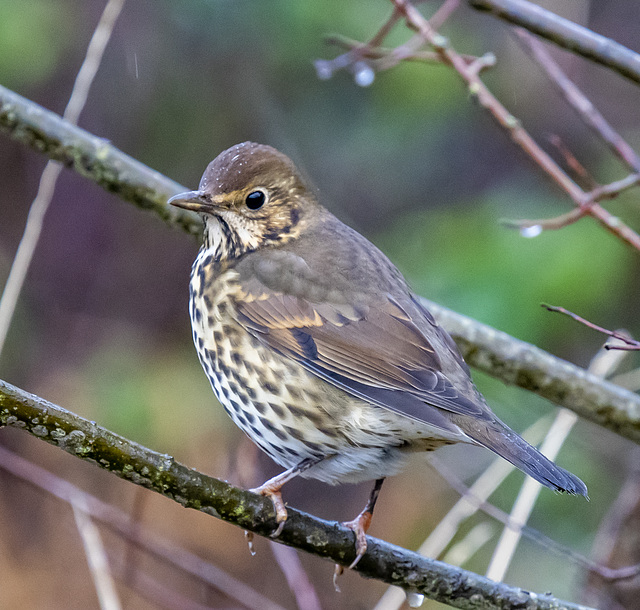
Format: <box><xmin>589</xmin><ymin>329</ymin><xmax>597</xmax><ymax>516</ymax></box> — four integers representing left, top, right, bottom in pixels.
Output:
<box><xmin>333</xmin><ymin>510</ymin><xmax>372</xmax><ymax>582</ymax></box>
<box><xmin>244</xmin><ymin>530</ymin><xmax>256</xmax><ymax>556</ymax></box>
<box><xmin>250</xmin><ymin>484</ymin><xmax>288</xmax><ymax>538</ymax></box>
<box><xmin>333</xmin><ymin>564</ymin><xmax>344</xmax><ymax>592</ymax></box>
<box><xmin>342</xmin><ymin>511</ymin><xmax>371</xmax><ymax>569</ymax></box>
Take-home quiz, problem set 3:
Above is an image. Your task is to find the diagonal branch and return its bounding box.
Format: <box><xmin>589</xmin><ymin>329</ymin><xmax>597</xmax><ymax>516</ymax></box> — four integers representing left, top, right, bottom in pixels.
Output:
<box><xmin>0</xmin><ymin>378</ymin><xmax>593</xmax><ymax>610</ymax></box>
<box><xmin>0</xmin><ymin>84</ymin><xmax>200</xmax><ymax>236</ymax></box>
<box><xmin>0</xmin><ymin>84</ymin><xmax>639</xmax><ymax>443</ymax></box>
<box><xmin>513</xmin><ymin>29</ymin><xmax>640</xmax><ymax>174</ymax></box>
<box><xmin>424</xmin><ymin>299</ymin><xmax>640</xmax><ymax>445</ymax></box>
<box><xmin>390</xmin><ymin>0</ymin><xmax>640</xmax><ymax>251</ymax></box>
<box><xmin>467</xmin><ymin>0</ymin><xmax>640</xmax><ymax>86</ymax></box>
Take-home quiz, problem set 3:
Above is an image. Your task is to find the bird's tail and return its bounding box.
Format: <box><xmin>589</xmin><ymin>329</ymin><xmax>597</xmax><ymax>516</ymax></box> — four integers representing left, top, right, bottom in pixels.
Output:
<box><xmin>454</xmin><ymin>416</ymin><xmax>588</xmax><ymax>497</ymax></box>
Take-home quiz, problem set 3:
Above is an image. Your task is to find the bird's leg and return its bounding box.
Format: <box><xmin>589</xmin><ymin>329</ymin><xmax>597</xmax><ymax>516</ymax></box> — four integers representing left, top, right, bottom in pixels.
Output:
<box><xmin>341</xmin><ymin>478</ymin><xmax>385</xmax><ymax>571</ymax></box>
<box><xmin>250</xmin><ymin>456</ymin><xmax>322</xmax><ymax>539</ymax></box>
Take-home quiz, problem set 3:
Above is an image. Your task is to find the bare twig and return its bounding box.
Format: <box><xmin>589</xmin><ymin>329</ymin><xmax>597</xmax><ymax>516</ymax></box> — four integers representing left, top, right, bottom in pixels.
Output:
<box><xmin>467</xmin><ymin>0</ymin><xmax>640</xmax><ymax>86</ymax></box>
<box><xmin>542</xmin><ymin>305</ymin><xmax>640</xmax><ymax>351</ymax></box>
<box><xmin>73</xmin><ymin>495</ymin><xmax>123</xmax><ymax>610</ymax></box>
<box><xmin>486</xmin><ymin>409</ymin><xmax>579</xmax><ymax>581</ymax></box>
<box><xmin>0</xmin><ymin>379</ymin><xmax>594</xmax><ymax>610</ymax></box>
<box><xmin>503</xmin><ymin>173</ymin><xmax>640</xmax><ymax>235</ymax></box>
<box><xmin>315</xmin><ymin>5</ymin><xmax>404</xmax><ymax>82</ymax></box>
<box><xmin>0</xmin><ymin>0</ymin><xmax>126</xmax><ymax>356</ymax></box>
<box><xmin>317</xmin><ymin>1</ymin><xmax>493</xmax><ymax>84</ymax></box>
<box><xmin>316</xmin><ymin>1</ymin><xmax>640</xmax><ymax>248</ymax></box>
<box><xmin>0</xmin><ymin>444</ymin><xmax>287</xmax><ymax>610</ymax></box>
<box><xmin>389</xmin><ymin>0</ymin><xmax>640</xmax><ymax>251</ymax></box>
<box><xmin>324</xmin><ymin>33</ymin><xmax>495</xmax><ymax>74</ymax></box>
<box><xmin>515</xmin><ymin>29</ymin><xmax>640</xmax><ymax>174</ymax></box>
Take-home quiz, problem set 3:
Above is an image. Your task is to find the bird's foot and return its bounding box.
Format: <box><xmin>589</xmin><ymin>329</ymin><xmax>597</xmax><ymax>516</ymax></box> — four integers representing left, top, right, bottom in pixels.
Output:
<box><xmin>342</xmin><ymin>508</ymin><xmax>373</xmax><ymax>569</ymax></box>
<box><xmin>250</xmin><ymin>481</ymin><xmax>288</xmax><ymax>538</ymax></box>
<box><xmin>332</xmin><ymin>511</ymin><xmax>372</xmax><ymax>591</ymax></box>
<box><xmin>333</xmin><ymin>478</ymin><xmax>384</xmax><ymax>584</ymax></box>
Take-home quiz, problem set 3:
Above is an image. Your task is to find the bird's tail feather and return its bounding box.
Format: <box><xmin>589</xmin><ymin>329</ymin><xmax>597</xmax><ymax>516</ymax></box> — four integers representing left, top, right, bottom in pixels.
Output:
<box><xmin>455</xmin><ymin>417</ymin><xmax>588</xmax><ymax>497</ymax></box>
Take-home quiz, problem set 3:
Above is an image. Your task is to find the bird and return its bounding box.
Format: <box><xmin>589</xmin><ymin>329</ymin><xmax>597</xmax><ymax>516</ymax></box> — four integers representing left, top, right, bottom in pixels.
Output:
<box><xmin>169</xmin><ymin>141</ymin><xmax>587</xmax><ymax>568</ymax></box>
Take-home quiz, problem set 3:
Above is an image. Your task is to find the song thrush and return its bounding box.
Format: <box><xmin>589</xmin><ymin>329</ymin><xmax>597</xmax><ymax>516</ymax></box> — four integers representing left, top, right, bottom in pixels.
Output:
<box><xmin>169</xmin><ymin>142</ymin><xmax>587</xmax><ymax>567</ymax></box>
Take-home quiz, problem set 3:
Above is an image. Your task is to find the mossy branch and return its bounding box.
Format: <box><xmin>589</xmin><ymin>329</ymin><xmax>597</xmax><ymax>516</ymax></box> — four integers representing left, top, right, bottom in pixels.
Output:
<box><xmin>0</xmin><ymin>378</ymin><xmax>593</xmax><ymax>610</ymax></box>
<box><xmin>0</xmin><ymin>83</ymin><xmax>638</xmax><ymax>445</ymax></box>
<box><xmin>0</xmin><ymin>83</ymin><xmax>201</xmax><ymax>236</ymax></box>
<box><xmin>423</xmin><ymin>299</ymin><xmax>640</xmax><ymax>445</ymax></box>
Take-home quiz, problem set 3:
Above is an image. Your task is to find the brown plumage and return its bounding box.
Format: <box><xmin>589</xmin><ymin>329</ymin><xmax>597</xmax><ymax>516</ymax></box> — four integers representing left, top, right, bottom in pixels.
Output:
<box><xmin>169</xmin><ymin>142</ymin><xmax>586</xmax><ymax>566</ymax></box>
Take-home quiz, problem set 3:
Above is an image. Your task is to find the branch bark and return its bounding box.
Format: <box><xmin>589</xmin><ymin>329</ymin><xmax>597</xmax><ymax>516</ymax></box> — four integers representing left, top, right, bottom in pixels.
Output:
<box><xmin>468</xmin><ymin>0</ymin><xmax>640</xmax><ymax>86</ymax></box>
<box><xmin>0</xmin><ymin>378</ymin><xmax>593</xmax><ymax>610</ymax></box>
<box><xmin>0</xmin><ymin>83</ymin><xmax>639</xmax><ymax>444</ymax></box>
<box><xmin>0</xmin><ymin>84</ymin><xmax>201</xmax><ymax>236</ymax></box>
<box><xmin>424</xmin><ymin>299</ymin><xmax>640</xmax><ymax>445</ymax></box>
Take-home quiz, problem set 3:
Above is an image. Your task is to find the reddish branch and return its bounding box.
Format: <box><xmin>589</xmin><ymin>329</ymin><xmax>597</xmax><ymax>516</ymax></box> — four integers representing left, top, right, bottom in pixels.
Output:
<box><xmin>543</xmin><ymin>305</ymin><xmax>640</xmax><ymax>352</ymax></box>
<box><xmin>514</xmin><ymin>29</ymin><xmax>640</xmax><ymax>174</ymax></box>
<box><xmin>316</xmin><ymin>0</ymin><xmax>640</xmax><ymax>251</ymax></box>
<box><xmin>391</xmin><ymin>0</ymin><xmax>640</xmax><ymax>251</ymax></box>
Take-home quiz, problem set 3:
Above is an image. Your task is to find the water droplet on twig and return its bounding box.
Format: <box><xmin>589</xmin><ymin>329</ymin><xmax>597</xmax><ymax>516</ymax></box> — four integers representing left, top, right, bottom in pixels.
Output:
<box><xmin>352</xmin><ymin>61</ymin><xmax>375</xmax><ymax>87</ymax></box>
<box><xmin>520</xmin><ymin>224</ymin><xmax>542</xmax><ymax>238</ymax></box>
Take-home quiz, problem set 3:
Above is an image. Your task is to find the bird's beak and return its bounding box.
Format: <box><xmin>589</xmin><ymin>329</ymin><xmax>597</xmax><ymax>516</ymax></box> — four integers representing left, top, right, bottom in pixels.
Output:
<box><xmin>168</xmin><ymin>190</ymin><xmax>216</xmax><ymax>214</ymax></box>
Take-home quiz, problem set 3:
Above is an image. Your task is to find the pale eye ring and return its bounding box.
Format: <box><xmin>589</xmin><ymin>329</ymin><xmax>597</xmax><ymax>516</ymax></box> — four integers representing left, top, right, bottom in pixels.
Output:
<box><xmin>245</xmin><ymin>189</ymin><xmax>268</xmax><ymax>210</ymax></box>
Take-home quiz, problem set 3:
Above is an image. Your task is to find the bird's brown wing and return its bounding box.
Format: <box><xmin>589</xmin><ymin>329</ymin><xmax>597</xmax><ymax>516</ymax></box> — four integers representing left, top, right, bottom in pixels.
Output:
<box><xmin>234</xmin><ymin>260</ymin><xmax>486</xmax><ymax>429</ymax></box>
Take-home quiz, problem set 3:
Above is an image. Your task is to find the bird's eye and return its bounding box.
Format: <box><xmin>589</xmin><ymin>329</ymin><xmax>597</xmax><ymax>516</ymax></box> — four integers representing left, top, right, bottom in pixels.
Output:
<box><xmin>245</xmin><ymin>190</ymin><xmax>267</xmax><ymax>210</ymax></box>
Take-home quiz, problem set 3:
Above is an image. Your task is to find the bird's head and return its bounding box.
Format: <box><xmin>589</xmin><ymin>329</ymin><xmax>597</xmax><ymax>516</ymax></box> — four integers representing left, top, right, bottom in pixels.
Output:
<box><xmin>169</xmin><ymin>142</ymin><xmax>317</xmax><ymax>261</ymax></box>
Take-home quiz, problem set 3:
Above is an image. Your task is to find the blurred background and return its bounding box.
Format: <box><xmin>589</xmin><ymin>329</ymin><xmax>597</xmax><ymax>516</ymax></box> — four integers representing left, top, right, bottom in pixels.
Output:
<box><xmin>0</xmin><ymin>0</ymin><xmax>639</xmax><ymax>608</ymax></box>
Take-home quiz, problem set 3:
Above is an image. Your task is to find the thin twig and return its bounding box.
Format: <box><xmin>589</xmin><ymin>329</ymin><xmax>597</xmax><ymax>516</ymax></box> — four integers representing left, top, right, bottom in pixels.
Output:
<box><xmin>542</xmin><ymin>305</ymin><xmax>640</xmax><ymax>351</ymax></box>
<box><xmin>0</xmin><ymin>0</ymin><xmax>126</xmax><ymax>356</ymax></box>
<box><xmin>315</xmin><ymin>6</ymin><xmax>404</xmax><ymax>81</ymax></box>
<box><xmin>514</xmin><ymin>29</ymin><xmax>640</xmax><ymax>174</ymax></box>
<box><xmin>325</xmin><ymin>34</ymin><xmax>495</xmax><ymax>72</ymax></box>
<box><xmin>0</xmin><ymin>444</ymin><xmax>287</xmax><ymax>610</ymax></box>
<box><xmin>72</xmin><ymin>495</ymin><xmax>123</xmax><ymax>610</ymax></box>
<box><xmin>503</xmin><ymin>173</ymin><xmax>640</xmax><ymax>234</ymax></box>
<box><xmin>468</xmin><ymin>0</ymin><xmax>640</xmax><ymax>86</ymax></box>
<box><xmin>390</xmin><ymin>0</ymin><xmax>640</xmax><ymax>251</ymax></box>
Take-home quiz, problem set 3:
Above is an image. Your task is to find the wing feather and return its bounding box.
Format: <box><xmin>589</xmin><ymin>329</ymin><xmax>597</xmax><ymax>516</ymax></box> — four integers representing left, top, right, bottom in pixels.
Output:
<box><xmin>234</xmin><ymin>257</ymin><xmax>486</xmax><ymax>423</ymax></box>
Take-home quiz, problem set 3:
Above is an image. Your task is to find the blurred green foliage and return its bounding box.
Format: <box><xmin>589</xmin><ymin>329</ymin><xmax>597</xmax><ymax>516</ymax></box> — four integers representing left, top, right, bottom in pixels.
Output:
<box><xmin>0</xmin><ymin>0</ymin><xmax>76</xmax><ymax>89</ymax></box>
<box><xmin>377</xmin><ymin>190</ymin><xmax>634</xmax><ymax>346</ymax></box>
